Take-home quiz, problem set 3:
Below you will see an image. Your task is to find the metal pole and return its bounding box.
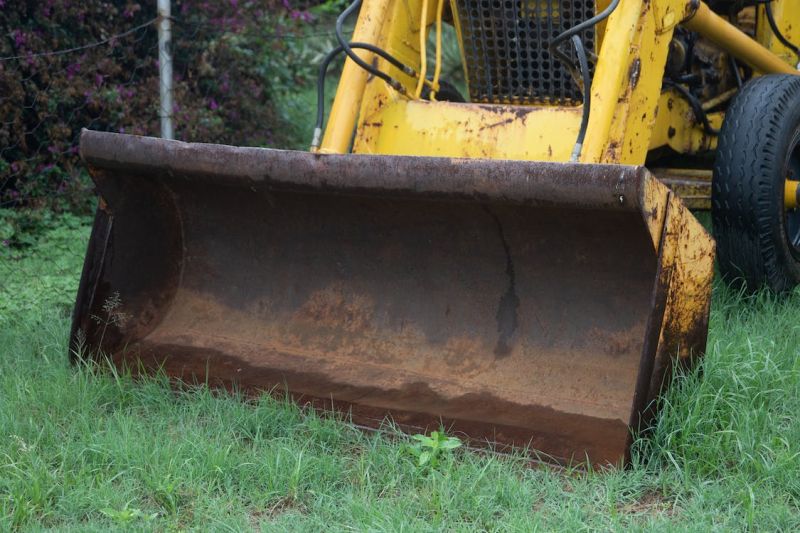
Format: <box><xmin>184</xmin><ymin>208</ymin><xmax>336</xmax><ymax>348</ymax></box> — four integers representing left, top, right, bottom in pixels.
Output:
<box><xmin>157</xmin><ymin>0</ymin><xmax>174</xmax><ymax>139</ymax></box>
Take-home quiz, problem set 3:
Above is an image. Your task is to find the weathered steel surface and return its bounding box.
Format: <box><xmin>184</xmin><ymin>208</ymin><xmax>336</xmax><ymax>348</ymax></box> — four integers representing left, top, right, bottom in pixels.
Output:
<box><xmin>651</xmin><ymin>168</ymin><xmax>712</xmax><ymax>210</ymax></box>
<box><xmin>73</xmin><ymin>130</ymin><xmax>713</xmax><ymax>466</ymax></box>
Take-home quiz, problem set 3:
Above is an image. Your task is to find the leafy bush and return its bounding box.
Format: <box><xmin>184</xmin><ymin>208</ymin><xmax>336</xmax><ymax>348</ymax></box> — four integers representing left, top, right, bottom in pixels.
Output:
<box><xmin>0</xmin><ymin>0</ymin><xmax>327</xmax><ymax>218</ymax></box>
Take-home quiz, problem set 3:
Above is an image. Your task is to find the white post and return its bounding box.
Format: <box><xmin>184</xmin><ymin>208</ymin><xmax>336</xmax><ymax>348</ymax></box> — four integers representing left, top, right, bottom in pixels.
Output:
<box><xmin>157</xmin><ymin>0</ymin><xmax>174</xmax><ymax>139</ymax></box>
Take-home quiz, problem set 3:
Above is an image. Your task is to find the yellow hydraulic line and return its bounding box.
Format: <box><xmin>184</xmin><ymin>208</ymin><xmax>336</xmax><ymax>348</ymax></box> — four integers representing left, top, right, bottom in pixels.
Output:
<box><xmin>320</xmin><ymin>0</ymin><xmax>390</xmax><ymax>154</ymax></box>
<box><xmin>683</xmin><ymin>2</ymin><xmax>798</xmax><ymax>75</ymax></box>
<box><xmin>430</xmin><ymin>0</ymin><xmax>445</xmax><ymax>99</ymax></box>
<box><xmin>786</xmin><ymin>180</ymin><xmax>799</xmax><ymax>209</ymax></box>
<box><xmin>414</xmin><ymin>0</ymin><xmax>429</xmax><ymax>99</ymax></box>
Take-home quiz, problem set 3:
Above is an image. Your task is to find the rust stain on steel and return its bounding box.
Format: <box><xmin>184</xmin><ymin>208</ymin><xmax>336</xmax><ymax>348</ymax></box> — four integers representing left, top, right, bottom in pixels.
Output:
<box><xmin>72</xmin><ymin>131</ymin><xmax>713</xmax><ymax>467</ymax></box>
<box><xmin>628</xmin><ymin>58</ymin><xmax>642</xmax><ymax>90</ymax></box>
<box><xmin>79</xmin><ymin>130</ymin><xmax>647</xmax><ymax>211</ymax></box>
<box><xmin>479</xmin><ymin>117</ymin><xmax>515</xmax><ymax>130</ymax></box>
<box><xmin>650</xmin><ymin>169</ymin><xmax>712</xmax><ymax>210</ymax></box>
<box><xmin>113</xmin><ymin>342</ymin><xmax>631</xmax><ymax>463</ymax></box>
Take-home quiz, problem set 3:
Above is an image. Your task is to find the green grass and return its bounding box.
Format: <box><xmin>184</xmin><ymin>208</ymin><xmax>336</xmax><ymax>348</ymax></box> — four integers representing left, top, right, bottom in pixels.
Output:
<box><xmin>2</xmin><ymin>215</ymin><xmax>800</xmax><ymax>531</ymax></box>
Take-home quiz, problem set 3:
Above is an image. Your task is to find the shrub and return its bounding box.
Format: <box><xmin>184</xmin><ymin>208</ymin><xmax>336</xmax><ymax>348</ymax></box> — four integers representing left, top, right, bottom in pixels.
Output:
<box><xmin>0</xmin><ymin>0</ymin><xmax>322</xmax><ymax>219</ymax></box>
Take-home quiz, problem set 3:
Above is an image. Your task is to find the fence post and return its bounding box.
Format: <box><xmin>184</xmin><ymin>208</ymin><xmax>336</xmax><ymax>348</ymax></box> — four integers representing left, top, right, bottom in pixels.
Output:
<box><xmin>157</xmin><ymin>0</ymin><xmax>174</xmax><ymax>140</ymax></box>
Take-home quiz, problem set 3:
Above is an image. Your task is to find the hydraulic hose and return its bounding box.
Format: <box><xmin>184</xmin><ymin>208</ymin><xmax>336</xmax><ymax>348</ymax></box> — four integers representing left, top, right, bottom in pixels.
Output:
<box><xmin>336</xmin><ymin>0</ymin><xmax>406</xmax><ymax>94</ymax></box>
<box><xmin>311</xmin><ymin>43</ymin><xmax>418</xmax><ymax>149</ymax></box>
<box><xmin>549</xmin><ymin>0</ymin><xmax>621</xmax><ymax>70</ymax></box>
<box><xmin>570</xmin><ymin>35</ymin><xmax>591</xmax><ymax>162</ymax></box>
<box><xmin>549</xmin><ymin>0</ymin><xmax>622</xmax><ymax>161</ymax></box>
<box><xmin>760</xmin><ymin>0</ymin><xmax>800</xmax><ymax>63</ymax></box>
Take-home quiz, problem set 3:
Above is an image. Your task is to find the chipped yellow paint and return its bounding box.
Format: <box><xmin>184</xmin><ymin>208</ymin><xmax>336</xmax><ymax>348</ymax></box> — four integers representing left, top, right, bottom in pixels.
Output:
<box><xmin>586</xmin><ymin>0</ymin><xmax>691</xmax><ymax>164</ymax></box>
<box><xmin>353</xmin><ymin>99</ymin><xmax>582</xmax><ymax>160</ymax></box>
<box><xmin>320</xmin><ymin>0</ymin><xmax>392</xmax><ymax>154</ymax></box>
<box><xmin>755</xmin><ymin>0</ymin><xmax>800</xmax><ymax>68</ymax></box>
<box><xmin>649</xmin><ymin>91</ymin><xmax>722</xmax><ymax>153</ymax></box>
<box><xmin>637</xmin><ymin>170</ymin><xmax>715</xmax><ymax>408</ymax></box>
<box><xmin>322</xmin><ymin>0</ymin><xmax>796</xmax><ymax>163</ymax></box>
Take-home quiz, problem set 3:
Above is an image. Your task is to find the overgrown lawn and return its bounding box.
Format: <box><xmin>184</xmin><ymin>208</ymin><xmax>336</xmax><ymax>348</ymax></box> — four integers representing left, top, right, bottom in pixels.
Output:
<box><xmin>1</xmin><ymin>215</ymin><xmax>800</xmax><ymax>530</ymax></box>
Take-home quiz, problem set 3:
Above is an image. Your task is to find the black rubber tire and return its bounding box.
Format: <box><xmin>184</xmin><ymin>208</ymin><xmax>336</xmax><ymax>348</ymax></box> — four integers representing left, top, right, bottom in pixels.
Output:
<box><xmin>712</xmin><ymin>74</ymin><xmax>800</xmax><ymax>294</ymax></box>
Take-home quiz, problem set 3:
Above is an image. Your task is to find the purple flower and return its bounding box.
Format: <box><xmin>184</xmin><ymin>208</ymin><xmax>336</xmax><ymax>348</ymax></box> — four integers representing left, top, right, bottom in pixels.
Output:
<box><xmin>66</xmin><ymin>62</ymin><xmax>81</xmax><ymax>79</ymax></box>
<box><xmin>209</xmin><ymin>98</ymin><xmax>219</xmax><ymax>110</ymax></box>
<box><xmin>2</xmin><ymin>240</ymin><xmax>9</xmax><ymax>247</ymax></box>
<box><xmin>291</xmin><ymin>10</ymin><xmax>313</xmax><ymax>22</ymax></box>
<box><xmin>13</xmin><ymin>30</ymin><xmax>26</xmax><ymax>47</ymax></box>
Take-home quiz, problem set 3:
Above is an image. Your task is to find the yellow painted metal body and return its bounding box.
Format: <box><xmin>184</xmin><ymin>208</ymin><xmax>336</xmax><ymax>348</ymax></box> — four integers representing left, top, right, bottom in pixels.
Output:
<box><xmin>757</xmin><ymin>0</ymin><xmax>800</xmax><ymax>67</ymax></box>
<box><xmin>786</xmin><ymin>179</ymin><xmax>799</xmax><ymax>209</ymax></box>
<box><xmin>320</xmin><ymin>0</ymin><xmax>798</xmax><ymax>170</ymax></box>
<box><xmin>684</xmin><ymin>2</ymin><xmax>796</xmax><ymax>75</ymax></box>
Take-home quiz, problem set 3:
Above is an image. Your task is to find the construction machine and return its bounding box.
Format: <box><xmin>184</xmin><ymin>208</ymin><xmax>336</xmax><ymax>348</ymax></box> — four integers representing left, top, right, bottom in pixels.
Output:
<box><xmin>73</xmin><ymin>0</ymin><xmax>800</xmax><ymax>465</ymax></box>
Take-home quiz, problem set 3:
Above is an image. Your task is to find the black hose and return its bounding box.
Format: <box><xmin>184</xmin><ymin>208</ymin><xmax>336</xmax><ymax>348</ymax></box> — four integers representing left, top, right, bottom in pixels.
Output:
<box><xmin>335</xmin><ymin>0</ymin><xmax>405</xmax><ymax>93</ymax></box>
<box><xmin>549</xmin><ymin>0</ymin><xmax>622</xmax><ymax>70</ymax></box>
<box><xmin>663</xmin><ymin>79</ymin><xmax>720</xmax><ymax>135</ymax></box>
<box><xmin>311</xmin><ymin>45</ymin><xmax>345</xmax><ymax>149</ymax></box>
<box><xmin>729</xmin><ymin>54</ymin><xmax>743</xmax><ymax>89</ymax></box>
<box><xmin>311</xmin><ymin>42</ymin><xmax>416</xmax><ymax>148</ymax></box>
<box><xmin>760</xmin><ymin>0</ymin><xmax>800</xmax><ymax>62</ymax></box>
<box><xmin>570</xmin><ymin>35</ymin><xmax>591</xmax><ymax>162</ymax></box>
<box><xmin>351</xmin><ymin>42</ymin><xmax>416</xmax><ymax>75</ymax></box>
<box><xmin>549</xmin><ymin>0</ymin><xmax>621</xmax><ymax>160</ymax></box>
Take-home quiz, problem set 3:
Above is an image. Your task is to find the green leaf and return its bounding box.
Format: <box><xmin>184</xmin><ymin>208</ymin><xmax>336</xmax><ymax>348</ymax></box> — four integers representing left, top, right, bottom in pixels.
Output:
<box><xmin>418</xmin><ymin>451</ymin><xmax>431</xmax><ymax>466</ymax></box>
<box><xmin>440</xmin><ymin>438</ymin><xmax>462</xmax><ymax>449</ymax></box>
<box><xmin>404</xmin><ymin>444</ymin><xmax>421</xmax><ymax>457</ymax></box>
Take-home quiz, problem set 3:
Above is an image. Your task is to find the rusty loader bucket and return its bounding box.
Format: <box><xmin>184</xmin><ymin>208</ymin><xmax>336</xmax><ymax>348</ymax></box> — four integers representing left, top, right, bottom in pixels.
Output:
<box><xmin>72</xmin><ymin>130</ymin><xmax>714</xmax><ymax>465</ymax></box>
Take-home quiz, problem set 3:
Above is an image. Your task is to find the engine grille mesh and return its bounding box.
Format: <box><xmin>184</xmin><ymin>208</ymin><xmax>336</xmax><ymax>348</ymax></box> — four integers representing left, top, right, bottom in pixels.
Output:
<box><xmin>454</xmin><ymin>0</ymin><xmax>596</xmax><ymax>105</ymax></box>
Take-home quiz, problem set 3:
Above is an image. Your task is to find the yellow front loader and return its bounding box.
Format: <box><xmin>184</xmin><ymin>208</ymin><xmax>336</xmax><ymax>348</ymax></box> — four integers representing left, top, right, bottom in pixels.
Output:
<box><xmin>73</xmin><ymin>0</ymin><xmax>800</xmax><ymax>465</ymax></box>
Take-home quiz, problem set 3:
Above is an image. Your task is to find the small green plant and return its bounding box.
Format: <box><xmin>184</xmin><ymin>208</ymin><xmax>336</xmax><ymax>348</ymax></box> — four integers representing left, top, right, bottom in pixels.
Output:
<box><xmin>406</xmin><ymin>429</ymin><xmax>462</xmax><ymax>469</ymax></box>
<box><xmin>100</xmin><ymin>505</ymin><xmax>157</xmax><ymax>524</ymax></box>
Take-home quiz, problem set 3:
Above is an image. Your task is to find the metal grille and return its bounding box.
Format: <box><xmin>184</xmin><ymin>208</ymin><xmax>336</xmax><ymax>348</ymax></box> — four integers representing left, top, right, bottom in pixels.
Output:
<box><xmin>454</xmin><ymin>0</ymin><xmax>596</xmax><ymax>105</ymax></box>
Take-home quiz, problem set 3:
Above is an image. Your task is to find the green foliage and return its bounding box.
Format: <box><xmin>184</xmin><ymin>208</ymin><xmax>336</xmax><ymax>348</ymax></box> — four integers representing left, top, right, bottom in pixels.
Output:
<box><xmin>1</xmin><ymin>0</ymin><xmax>359</xmax><ymax>257</ymax></box>
<box><xmin>0</xmin><ymin>207</ymin><xmax>90</xmax><ymax>249</ymax></box>
<box><xmin>0</xmin><ymin>0</ymin><xmax>330</xmax><ymax>214</ymax></box>
<box><xmin>406</xmin><ymin>430</ymin><xmax>463</xmax><ymax>469</ymax></box>
<box><xmin>0</xmin><ymin>210</ymin><xmax>90</xmax><ymax>321</ymax></box>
